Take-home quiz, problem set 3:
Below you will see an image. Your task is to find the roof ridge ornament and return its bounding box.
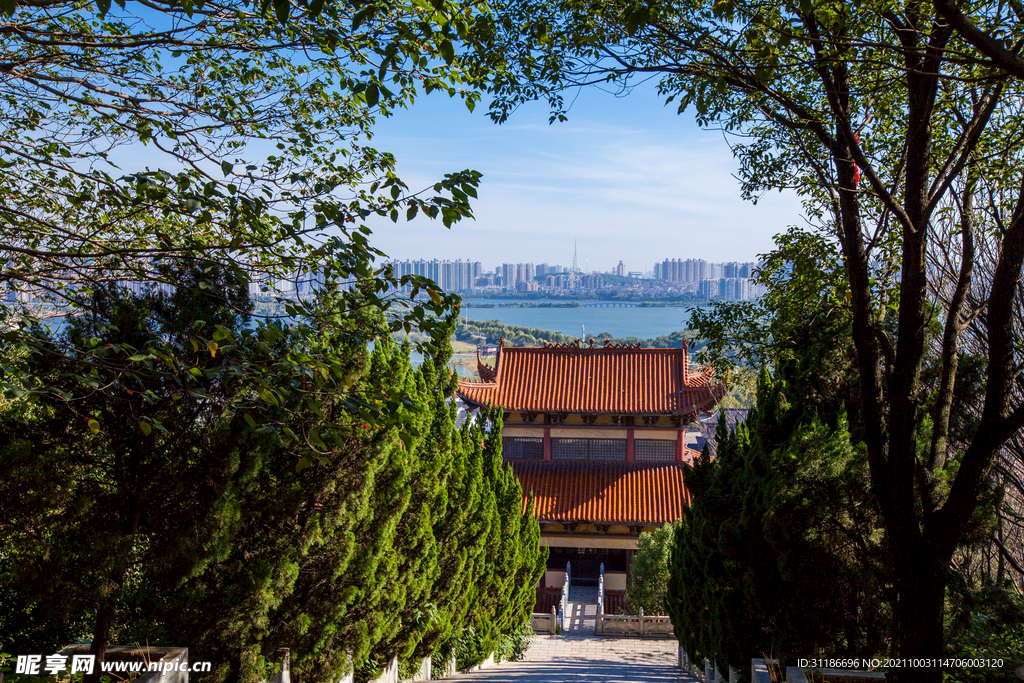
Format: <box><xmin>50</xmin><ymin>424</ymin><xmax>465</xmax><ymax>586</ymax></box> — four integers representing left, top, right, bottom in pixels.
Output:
<box><xmin>542</xmin><ymin>340</ymin><xmax>585</xmax><ymax>349</ymax></box>
<box><xmin>476</xmin><ymin>347</ymin><xmax>497</xmax><ymax>383</ymax></box>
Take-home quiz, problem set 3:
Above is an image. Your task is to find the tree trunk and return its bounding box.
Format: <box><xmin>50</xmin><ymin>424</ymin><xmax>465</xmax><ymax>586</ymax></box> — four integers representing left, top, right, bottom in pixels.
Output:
<box><xmin>86</xmin><ymin>593</ymin><xmax>117</xmax><ymax>683</ymax></box>
<box><xmin>890</xmin><ymin>552</ymin><xmax>946</xmax><ymax>683</ymax></box>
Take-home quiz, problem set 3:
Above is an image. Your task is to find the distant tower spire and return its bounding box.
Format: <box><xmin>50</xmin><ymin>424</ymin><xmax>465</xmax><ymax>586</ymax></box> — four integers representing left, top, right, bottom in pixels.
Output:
<box><xmin>573</xmin><ymin>240</ymin><xmax>578</xmax><ymax>274</ymax></box>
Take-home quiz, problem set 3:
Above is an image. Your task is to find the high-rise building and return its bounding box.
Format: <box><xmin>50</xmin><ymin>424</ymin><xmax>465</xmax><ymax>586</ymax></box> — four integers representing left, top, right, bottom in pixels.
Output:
<box><xmin>616</xmin><ymin>261</ymin><xmax>625</xmax><ymax>277</ymax></box>
<box><xmin>501</xmin><ymin>263</ymin><xmax>516</xmax><ymax>288</ymax></box>
<box><xmin>387</xmin><ymin>259</ymin><xmax>481</xmax><ymax>292</ymax></box>
<box><xmin>659</xmin><ymin>257</ymin><xmax>710</xmax><ymax>282</ymax></box>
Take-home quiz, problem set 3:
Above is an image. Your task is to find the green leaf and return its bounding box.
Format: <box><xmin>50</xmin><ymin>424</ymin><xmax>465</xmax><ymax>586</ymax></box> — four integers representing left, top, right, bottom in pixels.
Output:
<box><xmin>139</xmin><ymin>421</ymin><xmax>152</xmax><ymax>436</ymax></box>
<box><xmin>439</xmin><ymin>39</ymin><xmax>455</xmax><ymax>64</ymax></box>
<box><xmin>274</xmin><ymin>0</ymin><xmax>289</xmax><ymax>23</ymax></box>
<box><xmin>365</xmin><ymin>83</ymin><xmax>379</xmax><ymax>108</ymax></box>
<box><xmin>221</xmin><ymin>160</ymin><xmax>233</xmax><ymax>176</ymax></box>
<box><xmin>128</xmin><ymin>353</ymin><xmax>151</xmax><ymax>361</ymax></box>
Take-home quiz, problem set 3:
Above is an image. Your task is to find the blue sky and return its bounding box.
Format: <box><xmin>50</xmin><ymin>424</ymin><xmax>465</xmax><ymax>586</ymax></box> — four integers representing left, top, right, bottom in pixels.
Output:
<box><xmin>366</xmin><ymin>81</ymin><xmax>805</xmax><ymax>273</ymax></box>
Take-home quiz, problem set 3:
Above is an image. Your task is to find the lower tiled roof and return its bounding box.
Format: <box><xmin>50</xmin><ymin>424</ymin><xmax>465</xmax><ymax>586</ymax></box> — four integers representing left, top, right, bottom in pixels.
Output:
<box><xmin>509</xmin><ymin>460</ymin><xmax>693</xmax><ymax>525</ymax></box>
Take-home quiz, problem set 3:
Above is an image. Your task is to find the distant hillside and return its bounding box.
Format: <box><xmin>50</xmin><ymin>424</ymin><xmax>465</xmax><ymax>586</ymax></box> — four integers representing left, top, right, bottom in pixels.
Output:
<box><xmin>454</xmin><ymin>318</ymin><xmax>707</xmax><ymax>351</ymax></box>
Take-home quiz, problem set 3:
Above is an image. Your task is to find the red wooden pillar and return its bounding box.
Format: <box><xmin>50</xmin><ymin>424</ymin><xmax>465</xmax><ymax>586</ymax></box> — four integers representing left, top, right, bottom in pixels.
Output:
<box><xmin>626</xmin><ymin>427</ymin><xmax>635</xmax><ymax>462</ymax></box>
<box><xmin>676</xmin><ymin>430</ymin><xmax>685</xmax><ymax>462</ymax></box>
<box><xmin>543</xmin><ymin>426</ymin><xmax>552</xmax><ymax>460</ymax></box>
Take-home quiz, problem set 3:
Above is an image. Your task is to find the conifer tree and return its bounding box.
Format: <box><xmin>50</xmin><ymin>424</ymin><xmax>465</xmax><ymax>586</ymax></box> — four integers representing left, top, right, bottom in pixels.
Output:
<box><xmin>159</xmin><ymin>301</ymin><xmax>420</xmax><ymax>683</ymax></box>
<box><xmin>666</xmin><ymin>370</ymin><xmax>889</xmax><ymax>671</ymax></box>
<box><xmin>1</xmin><ymin>277</ymin><xmax>544</xmax><ymax>683</ymax></box>
<box><xmin>167</xmin><ymin>312</ymin><xmax>543</xmax><ymax>683</ymax></box>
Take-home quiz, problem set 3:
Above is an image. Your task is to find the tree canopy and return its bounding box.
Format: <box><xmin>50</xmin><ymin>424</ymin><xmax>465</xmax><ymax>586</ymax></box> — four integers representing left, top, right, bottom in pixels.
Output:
<box><xmin>1</xmin><ymin>0</ymin><xmax>486</xmax><ymax>430</ymax></box>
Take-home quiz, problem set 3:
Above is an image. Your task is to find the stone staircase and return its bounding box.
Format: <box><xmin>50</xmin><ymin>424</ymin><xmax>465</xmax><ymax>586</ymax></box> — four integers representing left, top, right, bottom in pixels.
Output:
<box><xmin>564</xmin><ymin>586</ymin><xmax>600</xmax><ymax>634</ymax></box>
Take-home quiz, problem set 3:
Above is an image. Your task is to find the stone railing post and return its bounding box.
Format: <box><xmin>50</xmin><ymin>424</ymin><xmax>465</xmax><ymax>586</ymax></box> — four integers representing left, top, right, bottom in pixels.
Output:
<box><xmin>271</xmin><ymin>649</ymin><xmax>291</xmax><ymax>683</ymax></box>
<box><xmin>337</xmin><ymin>652</ymin><xmax>354</xmax><ymax>683</ymax></box>
<box><xmin>638</xmin><ymin>607</ymin><xmax>645</xmax><ymax>636</ymax></box>
<box><xmin>558</xmin><ymin>561</ymin><xmax>572</xmax><ymax>632</ymax></box>
<box><xmin>550</xmin><ymin>605</ymin><xmax>557</xmax><ymax>635</ymax></box>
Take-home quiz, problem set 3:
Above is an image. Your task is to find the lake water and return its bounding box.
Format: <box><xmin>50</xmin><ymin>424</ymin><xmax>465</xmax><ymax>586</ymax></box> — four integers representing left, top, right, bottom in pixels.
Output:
<box><xmin>459</xmin><ymin>299</ymin><xmax>698</xmax><ymax>340</ymax></box>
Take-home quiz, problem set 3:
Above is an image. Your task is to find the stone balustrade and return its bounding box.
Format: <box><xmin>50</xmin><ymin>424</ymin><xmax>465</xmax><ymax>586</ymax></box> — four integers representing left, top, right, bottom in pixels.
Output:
<box><xmin>530</xmin><ymin>606</ymin><xmax>558</xmax><ymax>635</ymax></box>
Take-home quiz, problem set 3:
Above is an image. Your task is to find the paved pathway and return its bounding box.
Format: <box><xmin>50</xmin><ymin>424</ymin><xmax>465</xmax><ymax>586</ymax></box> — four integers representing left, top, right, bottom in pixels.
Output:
<box><xmin>440</xmin><ymin>635</ymin><xmax>699</xmax><ymax>682</ymax></box>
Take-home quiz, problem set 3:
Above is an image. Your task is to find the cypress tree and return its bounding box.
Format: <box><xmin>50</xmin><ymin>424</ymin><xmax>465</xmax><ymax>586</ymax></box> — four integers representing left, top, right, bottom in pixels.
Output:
<box><xmin>170</xmin><ymin>312</ymin><xmax>544</xmax><ymax>683</ymax></box>
<box><xmin>1</xmin><ymin>278</ymin><xmax>545</xmax><ymax>683</ymax></box>
<box><xmin>666</xmin><ymin>368</ymin><xmax>889</xmax><ymax>672</ymax></box>
<box><xmin>163</xmin><ymin>306</ymin><xmax>418</xmax><ymax>683</ymax></box>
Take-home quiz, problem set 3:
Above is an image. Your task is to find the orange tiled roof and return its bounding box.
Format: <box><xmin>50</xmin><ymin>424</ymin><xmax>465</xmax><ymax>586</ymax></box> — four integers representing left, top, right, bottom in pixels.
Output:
<box><xmin>458</xmin><ymin>341</ymin><xmax>725</xmax><ymax>416</ymax></box>
<box><xmin>510</xmin><ymin>460</ymin><xmax>694</xmax><ymax>525</ymax></box>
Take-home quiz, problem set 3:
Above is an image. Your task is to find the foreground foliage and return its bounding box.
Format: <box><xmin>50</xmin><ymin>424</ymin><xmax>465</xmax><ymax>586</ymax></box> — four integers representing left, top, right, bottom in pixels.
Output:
<box><xmin>667</xmin><ymin>368</ymin><xmax>889</xmax><ymax>670</ymax></box>
<box><xmin>0</xmin><ymin>276</ymin><xmax>544</xmax><ymax>683</ymax></box>
<box><xmin>1</xmin><ymin>0</ymin><xmax>485</xmax><ymax>437</ymax></box>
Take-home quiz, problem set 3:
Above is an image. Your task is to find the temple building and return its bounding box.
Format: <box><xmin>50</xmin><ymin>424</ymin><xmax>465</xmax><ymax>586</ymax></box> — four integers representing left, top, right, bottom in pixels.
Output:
<box><xmin>456</xmin><ymin>339</ymin><xmax>726</xmax><ymax>593</ymax></box>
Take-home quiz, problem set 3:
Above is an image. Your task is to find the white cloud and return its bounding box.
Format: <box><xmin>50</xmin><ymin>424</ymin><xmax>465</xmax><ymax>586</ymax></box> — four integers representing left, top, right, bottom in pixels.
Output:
<box><xmin>368</xmin><ymin>115</ymin><xmax>804</xmax><ymax>271</ymax></box>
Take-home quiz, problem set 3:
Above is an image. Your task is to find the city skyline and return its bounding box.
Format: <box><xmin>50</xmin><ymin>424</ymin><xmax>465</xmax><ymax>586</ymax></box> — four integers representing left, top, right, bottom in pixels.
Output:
<box><xmin>384</xmin><ymin>255</ymin><xmax>760</xmax><ymax>278</ymax></box>
<box><xmin>385</xmin><ymin>256</ymin><xmax>765</xmax><ymax>301</ymax></box>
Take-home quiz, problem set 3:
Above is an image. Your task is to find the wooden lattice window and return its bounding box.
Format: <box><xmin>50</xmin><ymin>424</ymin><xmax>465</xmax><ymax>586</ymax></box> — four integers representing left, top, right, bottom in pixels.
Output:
<box><xmin>551</xmin><ymin>438</ymin><xmax>627</xmax><ymax>461</ymax></box>
<box><xmin>502</xmin><ymin>437</ymin><xmax>544</xmax><ymax>459</ymax></box>
<box><xmin>634</xmin><ymin>439</ymin><xmax>677</xmax><ymax>462</ymax></box>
